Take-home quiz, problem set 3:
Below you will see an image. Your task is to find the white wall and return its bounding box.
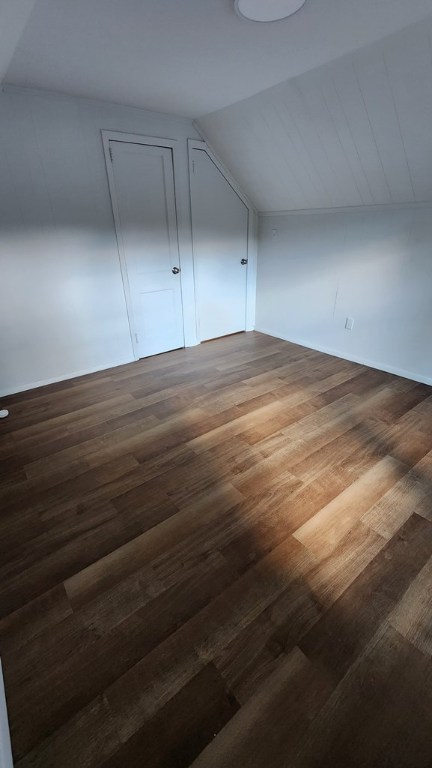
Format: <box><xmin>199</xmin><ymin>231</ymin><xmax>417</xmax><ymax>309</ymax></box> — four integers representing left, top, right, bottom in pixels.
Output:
<box><xmin>256</xmin><ymin>206</ymin><xmax>432</xmax><ymax>385</ymax></box>
<box><xmin>0</xmin><ymin>87</ymin><xmax>201</xmax><ymax>396</ymax></box>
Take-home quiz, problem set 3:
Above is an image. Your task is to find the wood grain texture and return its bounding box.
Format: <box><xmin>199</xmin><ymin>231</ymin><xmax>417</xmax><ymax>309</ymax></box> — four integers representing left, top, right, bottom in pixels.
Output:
<box><xmin>0</xmin><ymin>331</ymin><xmax>431</xmax><ymax>767</ymax></box>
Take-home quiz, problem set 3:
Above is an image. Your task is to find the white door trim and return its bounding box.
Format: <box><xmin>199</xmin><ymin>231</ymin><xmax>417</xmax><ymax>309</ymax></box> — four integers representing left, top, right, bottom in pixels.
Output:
<box><xmin>102</xmin><ymin>130</ymin><xmax>186</xmax><ymax>360</ymax></box>
<box><xmin>188</xmin><ymin>137</ymin><xmax>256</xmax><ymax>212</ymax></box>
<box><xmin>188</xmin><ymin>139</ymin><xmax>257</xmax><ymax>334</ymax></box>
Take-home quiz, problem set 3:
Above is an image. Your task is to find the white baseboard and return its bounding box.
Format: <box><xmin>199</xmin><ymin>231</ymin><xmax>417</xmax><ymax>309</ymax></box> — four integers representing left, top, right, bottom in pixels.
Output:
<box><xmin>0</xmin><ymin>661</ymin><xmax>13</xmax><ymax>768</ymax></box>
<box><xmin>0</xmin><ymin>356</ymin><xmax>135</xmax><ymax>398</ymax></box>
<box><xmin>255</xmin><ymin>327</ymin><xmax>432</xmax><ymax>387</ymax></box>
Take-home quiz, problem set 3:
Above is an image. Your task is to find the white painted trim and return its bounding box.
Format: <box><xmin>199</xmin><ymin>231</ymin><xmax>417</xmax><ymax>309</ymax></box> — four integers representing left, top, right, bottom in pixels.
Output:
<box><xmin>0</xmin><ymin>356</ymin><xmax>134</xmax><ymax>398</ymax></box>
<box><xmin>102</xmin><ymin>132</ymin><xmax>139</xmax><ymax>359</ymax></box>
<box><xmin>255</xmin><ymin>327</ymin><xmax>432</xmax><ymax>387</ymax></box>
<box><xmin>246</xmin><ymin>210</ymin><xmax>258</xmax><ymax>332</ymax></box>
<box><xmin>259</xmin><ymin>201</ymin><xmax>432</xmax><ymax>217</ymax></box>
<box><xmin>0</xmin><ymin>661</ymin><xmax>13</xmax><ymax>768</ymax></box>
<box><xmin>102</xmin><ymin>129</ymin><xmax>179</xmax><ymax>150</ymax></box>
<box><xmin>187</xmin><ymin>138</ymin><xmax>257</xmax><ymax>336</ymax></box>
<box><xmin>102</xmin><ymin>130</ymin><xmax>192</xmax><ymax>359</ymax></box>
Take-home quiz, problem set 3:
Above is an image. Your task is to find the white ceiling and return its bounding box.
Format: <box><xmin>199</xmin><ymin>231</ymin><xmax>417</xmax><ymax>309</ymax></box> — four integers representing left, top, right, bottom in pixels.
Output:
<box><xmin>198</xmin><ymin>17</ymin><xmax>432</xmax><ymax>211</ymax></box>
<box><xmin>4</xmin><ymin>0</ymin><xmax>432</xmax><ymax>118</ymax></box>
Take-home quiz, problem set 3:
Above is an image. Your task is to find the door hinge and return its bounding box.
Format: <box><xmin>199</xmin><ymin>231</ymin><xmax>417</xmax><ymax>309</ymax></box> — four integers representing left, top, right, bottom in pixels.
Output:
<box><xmin>192</xmin><ymin>159</ymin><xmax>195</xmax><ymax>174</ymax></box>
<box><xmin>134</xmin><ymin>332</ymin><xmax>139</xmax><ymax>344</ymax></box>
<box><xmin>109</xmin><ymin>145</ymin><xmax>114</xmax><ymax>163</ymax></box>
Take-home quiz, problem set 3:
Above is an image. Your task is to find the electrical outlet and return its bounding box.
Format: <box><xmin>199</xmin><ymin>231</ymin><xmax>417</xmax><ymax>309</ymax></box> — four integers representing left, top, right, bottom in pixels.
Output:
<box><xmin>271</xmin><ymin>228</ymin><xmax>278</xmax><ymax>239</ymax></box>
<box><xmin>345</xmin><ymin>317</ymin><xmax>354</xmax><ymax>331</ymax></box>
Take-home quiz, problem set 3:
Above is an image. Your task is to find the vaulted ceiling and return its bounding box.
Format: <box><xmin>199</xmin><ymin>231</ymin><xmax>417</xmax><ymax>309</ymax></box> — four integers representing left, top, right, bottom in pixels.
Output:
<box><xmin>197</xmin><ymin>17</ymin><xmax>432</xmax><ymax>211</ymax></box>
<box><xmin>2</xmin><ymin>1</ymin><xmax>432</xmax><ymax>212</ymax></box>
<box><xmin>2</xmin><ymin>0</ymin><xmax>432</xmax><ymax>118</ymax></box>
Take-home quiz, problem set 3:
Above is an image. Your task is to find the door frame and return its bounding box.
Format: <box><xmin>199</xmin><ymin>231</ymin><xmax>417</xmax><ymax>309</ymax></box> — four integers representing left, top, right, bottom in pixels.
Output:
<box><xmin>102</xmin><ymin>130</ymin><xmax>186</xmax><ymax>360</ymax></box>
<box><xmin>187</xmin><ymin>139</ymin><xmax>257</xmax><ymax>337</ymax></box>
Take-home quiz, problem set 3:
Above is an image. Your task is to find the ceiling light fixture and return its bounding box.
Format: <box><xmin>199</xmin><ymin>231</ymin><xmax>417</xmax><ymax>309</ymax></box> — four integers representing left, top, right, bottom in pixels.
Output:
<box><xmin>234</xmin><ymin>0</ymin><xmax>306</xmax><ymax>22</ymax></box>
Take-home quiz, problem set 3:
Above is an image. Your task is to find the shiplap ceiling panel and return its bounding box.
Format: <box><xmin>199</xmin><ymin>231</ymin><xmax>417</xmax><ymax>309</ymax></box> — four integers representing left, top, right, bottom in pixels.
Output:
<box><xmin>327</xmin><ymin>62</ymin><xmax>395</xmax><ymax>205</ymax></box>
<box><xmin>318</xmin><ymin>78</ymin><xmax>375</xmax><ymax>206</ymax></box>
<box><xmin>353</xmin><ymin>50</ymin><xmax>415</xmax><ymax>203</ymax></box>
<box><xmin>384</xmin><ymin>23</ymin><xmax>432</xmax><ymax>203</ymax></box>
<box><xmin>197</xmin><ymin>17</ymin><xmax>432</xmax><ymax>212</ymax></box>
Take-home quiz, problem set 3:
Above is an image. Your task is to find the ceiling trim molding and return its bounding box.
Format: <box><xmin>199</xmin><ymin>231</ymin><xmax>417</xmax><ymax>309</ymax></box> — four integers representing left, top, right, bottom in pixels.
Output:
<box><xmin>259</xmin><ymin>200</ymin><xmax>432</xmax><ymax>216</ymax></box>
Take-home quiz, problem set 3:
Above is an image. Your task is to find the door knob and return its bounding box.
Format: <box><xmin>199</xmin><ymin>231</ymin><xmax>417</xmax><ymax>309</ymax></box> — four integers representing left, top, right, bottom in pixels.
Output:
<box><xmin>172</xmin><ymin>266</ymin><xmax>180</xmax><ymax>274</ymax></box>
<box><xmin>241</xmin><ymin>259</ymin><xmax>248</xmax><ymax>265</ymax></box>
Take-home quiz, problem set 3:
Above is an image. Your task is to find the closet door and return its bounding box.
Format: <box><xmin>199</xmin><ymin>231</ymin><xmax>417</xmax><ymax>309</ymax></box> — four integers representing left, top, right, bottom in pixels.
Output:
<box><xmin>190</xmin><ymin>148</ymin><xmax>248</xmax><ymax>341</ymax></box>
<box><xmin>109</xmin><ymin>140</ymin><xmax>184</xmax><ymax>358</ymax></box>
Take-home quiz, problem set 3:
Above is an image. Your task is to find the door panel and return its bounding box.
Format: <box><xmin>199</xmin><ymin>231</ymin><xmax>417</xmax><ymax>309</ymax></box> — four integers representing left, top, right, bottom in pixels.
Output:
<box><xmin>110</xmin><ymin>141</ymin><xmax>184</xmax><ymax>358</ymax></box>
<box><xmin>190</xmin><ymin>149</ymin><xmax>248</xmax><ymax>342</ymax></box>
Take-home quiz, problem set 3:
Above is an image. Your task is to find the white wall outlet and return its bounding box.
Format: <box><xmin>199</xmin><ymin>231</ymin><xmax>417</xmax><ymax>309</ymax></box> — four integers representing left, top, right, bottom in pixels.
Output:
<box><xmin>345</xmin><ymin>317</ymin><xmax>354</xmax><ymax>331</ymax></box>
<box><xmin>271</xmin><ymin>228</ymin><xmax>278</xmax><ymax>238</ymax></box>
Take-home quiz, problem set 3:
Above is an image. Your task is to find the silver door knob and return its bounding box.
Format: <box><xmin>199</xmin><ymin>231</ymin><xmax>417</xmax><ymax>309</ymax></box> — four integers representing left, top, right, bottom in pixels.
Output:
<box><xmin>241</xmin><ymin>259</ymin><xmax>248</xmax><ymax>265</ymax></box>
<box><xmin>172</xmin><ymin>266</ymin><xmax>180</xmax><ymax>274</ymax></box>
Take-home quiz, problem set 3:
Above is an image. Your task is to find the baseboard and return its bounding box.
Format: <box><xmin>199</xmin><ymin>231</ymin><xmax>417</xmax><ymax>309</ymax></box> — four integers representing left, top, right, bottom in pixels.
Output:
<box><xmin>255</xmin><ymin>327</ymin><xmax>432</xmax><ymax>387</ymax></box>
<box><xmin>0</xmin><ymin>356</ymin><xmax>135</xmax><ymax>398</ymax></box>
<box><xmin>0</xmin><ymin>661</ymin><xmax>13</xmax><ymax>768</ymax></box>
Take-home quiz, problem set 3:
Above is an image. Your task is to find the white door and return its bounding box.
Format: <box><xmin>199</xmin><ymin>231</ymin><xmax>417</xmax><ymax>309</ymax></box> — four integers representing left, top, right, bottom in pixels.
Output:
<box><xmin>109</xmin><ymin>140</ymin><xmax>184</xmax><ymax>358</ymax></box>
<box><xmin>190</xmin><ymin>149</ymin><xmax>249</xmax><ymax>341</ymax></box>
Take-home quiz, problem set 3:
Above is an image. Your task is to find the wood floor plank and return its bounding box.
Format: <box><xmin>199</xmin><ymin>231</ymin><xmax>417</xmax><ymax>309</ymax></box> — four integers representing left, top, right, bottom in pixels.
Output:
<box><xmin>292</xmin><ymin>624</ymin><xmax>432</xmax><ymax>768</ymax></box>
<box><xmin>388</xmin><ymin>554</ymin><xmax>432</xmax><ymax>657</ymax></box>
<box><xmin>306</xmin><ymin>520</ymin><xmax>387</xmax><ymax>609</ymax></box>
<box><xmin>213</xmin><ymin>578</ymin><xmax>323</xmax><ymax>703</ymax></box>
<box><xmin>362</xmin><ymin>460</ymin><xmax>432</xmax><ymax>539</ymax></box>
<box><xmin>188</xmin><ymin>647</ymin><xmax>333</xmax><ymax>768</ymax></box>
<box><xmin>100</xmin><ymin>663</ymin><xmax>240</xmax><ymax>768</ymax></box>
<box><xmin>293</xmin><ymin>455</ymin><xmax>407</xmax><ymax>558</ymax></box>
<box><xmin>299</xmin><ymin>512</ymin><xmax>432</xmax><ymax>682</ymax></box>
<box><xmin>0</xmin><ymin>584</ymin><xmax>73</xmax><ymax>656</ymax></box>
<box><xmin>5</xmin><ymin>551</ymin><xmax>235</xmax><ymax>759</ymax></box>
<box><xmin>0</xmin><ymin>331</ymin><xmax>431</xmax><ymax>768</ymax></box>
<box><xmin>15</xmin><ymin>693</ymin><xmax>121</xmax><ymax>768</ymax></box>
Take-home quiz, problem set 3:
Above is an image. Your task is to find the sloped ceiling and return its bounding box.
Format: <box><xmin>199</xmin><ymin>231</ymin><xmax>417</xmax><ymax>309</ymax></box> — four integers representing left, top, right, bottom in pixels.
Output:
<box><xmin>0</xmin><ymin>0</ymin><xmax>37</xmax><ymax>82</ymax></box>
<box><xmin>197</xmin><ymin>17</ymin><xmax>432</xmax><ymax>211</ymax></box>
<box><xmin>4</xmin><ymin>0</ymin><xmax>432</xmax><ymax>117</ymax></box>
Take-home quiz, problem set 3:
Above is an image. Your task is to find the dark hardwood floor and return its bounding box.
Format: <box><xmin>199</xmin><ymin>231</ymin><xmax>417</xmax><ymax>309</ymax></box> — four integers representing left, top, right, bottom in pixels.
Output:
<box><xmin>1</xmin><ymin>331</ymin><xmax>432</xmax><ymax>767</ymax></box>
